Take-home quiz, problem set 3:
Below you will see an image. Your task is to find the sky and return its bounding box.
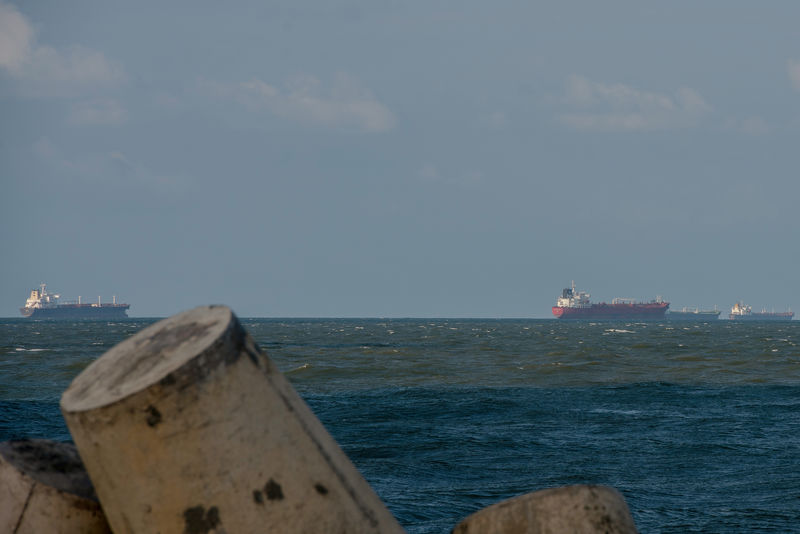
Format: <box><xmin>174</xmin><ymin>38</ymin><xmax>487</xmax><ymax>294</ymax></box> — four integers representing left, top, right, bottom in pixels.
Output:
<box><xmin>2</xmin><ymin>1</ymin><xmax>799</xmax><ymax>318</ymax></box>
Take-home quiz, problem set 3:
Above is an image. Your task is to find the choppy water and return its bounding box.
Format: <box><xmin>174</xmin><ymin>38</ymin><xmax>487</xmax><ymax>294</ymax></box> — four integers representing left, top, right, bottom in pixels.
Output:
<box><xmin>2</xmin><ymin>318</ymin><xmax>799</xmax><ymax>532</ymax></box>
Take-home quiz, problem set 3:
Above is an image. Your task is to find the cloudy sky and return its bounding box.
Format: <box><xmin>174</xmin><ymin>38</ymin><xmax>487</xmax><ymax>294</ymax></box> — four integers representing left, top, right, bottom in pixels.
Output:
<box><xmin>2</xmin><ymin>1</ymin><xmax>799</xmax><ymax>318</ymax></box>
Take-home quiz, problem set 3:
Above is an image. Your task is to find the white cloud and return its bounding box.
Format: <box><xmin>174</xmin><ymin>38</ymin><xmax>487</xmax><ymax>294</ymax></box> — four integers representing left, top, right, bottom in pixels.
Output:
<box><xmin>559</xmin><ymin>75</ymin><xmax>711</xmax><ymax>132</ymax></box>
<box><xmin>0</xmin><ymin>1</ymin><xmax>125</xmax><ymax>96</ymax></box>
<box><xmin>153</xmin><ymin>92</ymin><xmax>181</xmax><ymax>108</ymax></box>
<box><xmin>104</xmin><ymin>150</ymin><xmax>188</xmax><ymax>194</ymax></box>
<box><xmin>788</xmin><ymin>59</ymin><xmax>800</xmax><ymax>91</ymax></box>
<box><xmin>0</xmin><ymin>1</ymin><xmax>32</xmax><ymax>71</ymax></box>
<box><xmin>69</xmin><ymin>98</ymin><xmax>128</xmax><ymax>125</ymax></box>
<box><xmin>487</xmin><ymin>111</ymin><xmax>508</xmax><ymax>129</ymax></box>
<box><xmin>417</xmin><ymin>163</ymin><xmax>483</xmax><ymax>188</ymax></box>
<box><xmin>33</xmin><ymin>138</ymin><xmax>187</xmax><ymax>195</ymax></box>
<box><xmin>206</xmin><ymin>73</ymin><xmax>395</xmax><ymax>132</ymax></box>
<box><xmin>418</xmin><ymin>163</ymin><xmax>441</xmax><ymax>181</ymax></box>
<box><xmin>724</xmin><ymin>116</ymin><xmax>770</xmax><ymax>136</ymax></box>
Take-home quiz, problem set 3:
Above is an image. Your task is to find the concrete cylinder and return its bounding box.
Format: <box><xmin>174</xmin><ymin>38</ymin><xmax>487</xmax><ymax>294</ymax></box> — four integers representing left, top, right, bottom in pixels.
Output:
<box><xmin>452</xmin><ymin>484</ymin><xmax>638</xmax><ymax>534</ymax></box>
<box><xmin>0</xmin><ymin>439</ymin><xmax>111</xmax><ymax>534</ymax></box>
<box><xmin>61</xmin><ymin>305</ymin><xmax>405</xmax><ymax>534</ymax></box>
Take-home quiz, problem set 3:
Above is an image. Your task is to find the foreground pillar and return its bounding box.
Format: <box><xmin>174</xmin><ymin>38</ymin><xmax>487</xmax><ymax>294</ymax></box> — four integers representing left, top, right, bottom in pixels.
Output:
<box><xmin>452</xmin><ymin>484</ymin><xmax>638</xmax><ymax>534</ymax></box>
<box><xmin>61</xmin><ymin>305</ymin><xmax>404</xmax><ymax>534</ymax></box>
<box><xmin>0</xmin><ymin>439</ymin><xmax>110</xmax><ymax>533</ymax></box>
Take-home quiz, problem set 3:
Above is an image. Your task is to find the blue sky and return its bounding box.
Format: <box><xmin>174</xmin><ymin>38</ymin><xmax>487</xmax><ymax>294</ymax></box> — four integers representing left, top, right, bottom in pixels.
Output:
<box><xmin>2</xmin><ymin>1</ymin><xmax>799</xmax><ymax>317</ymax></box>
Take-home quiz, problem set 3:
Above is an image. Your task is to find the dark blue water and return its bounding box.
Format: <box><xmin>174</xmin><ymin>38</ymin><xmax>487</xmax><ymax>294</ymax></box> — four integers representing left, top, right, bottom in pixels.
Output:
<box><xmin>2</xmin><ymin>318</ymin><xmax>800</xmax><ymax>532</ymax></box>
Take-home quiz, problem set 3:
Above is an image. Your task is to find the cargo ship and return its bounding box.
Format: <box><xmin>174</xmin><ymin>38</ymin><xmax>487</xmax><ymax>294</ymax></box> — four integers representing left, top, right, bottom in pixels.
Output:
<box><xmin>20</xmin><ymin>283</ymin><xmax>130</xmax><ymax>319</ymax></box>
<box><xmin>552</xmin><ymin>282</ymin><xmax>669</xmax><ymax>320</ymax></box>
<box><xmin>728</xmin><ymin>302</ymin><xmax>793</xmax><ymax>321</ymax></box>
<box><xmin>666</xmin><ymin>307</ymin><xmax>721</xmax><ymax>321</ymax></box>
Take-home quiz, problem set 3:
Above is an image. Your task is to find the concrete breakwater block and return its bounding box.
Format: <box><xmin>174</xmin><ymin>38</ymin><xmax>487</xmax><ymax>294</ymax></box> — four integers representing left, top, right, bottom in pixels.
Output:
<box><xmin>0</xmin><ymin>439</ymin><xmax>111</xmax><ymax>533</ymax></box>
<box><xmin>452</xmin><ymin>484</ymin><xmax>638</xmax><ymax>534</ymax></box>
<box><xmin>61</xmin><ymin>305</ymin><xmax>405</xmax><ymax>534</ymax></box>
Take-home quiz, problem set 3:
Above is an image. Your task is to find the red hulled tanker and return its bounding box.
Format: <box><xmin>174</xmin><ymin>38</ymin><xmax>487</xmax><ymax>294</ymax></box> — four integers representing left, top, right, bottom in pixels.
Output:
<box><xmin>552</xmin><ymin>282</ymin><xmax>669</xmax><ymax>320</ymax></box>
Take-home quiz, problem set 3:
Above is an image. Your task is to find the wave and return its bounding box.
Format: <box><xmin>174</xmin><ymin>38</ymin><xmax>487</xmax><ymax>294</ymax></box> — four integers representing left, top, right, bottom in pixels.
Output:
<box><xmin>286</xmin><ymin>363</ymin><xmax>312</xmax><ymax>374</ymax></box>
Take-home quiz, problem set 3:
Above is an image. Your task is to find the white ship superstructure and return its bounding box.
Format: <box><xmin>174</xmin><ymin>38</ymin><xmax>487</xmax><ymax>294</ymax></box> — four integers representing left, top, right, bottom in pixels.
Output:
<box><xmin>23</xmin><ymin>284</ymin><xmax>60</xmax><ymax>310</ymax></box>
<box><xmin>556</xmin><ymin>281</ymin><xmax>592</xmax><ymax>308</ymax></box>
<box><xmin>730</xmin><ymin>302</ymin><xmax>752</xmax><ymax>318</ymax></box>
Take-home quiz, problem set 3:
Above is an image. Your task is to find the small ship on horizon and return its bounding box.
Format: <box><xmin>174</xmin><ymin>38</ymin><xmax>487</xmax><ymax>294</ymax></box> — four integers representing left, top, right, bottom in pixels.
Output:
<box><xmin>20</xmin><ymin>283</ymin><xmax>130</xmax><ymax>319</ymax></box>
<box><xmin>666</xmin><ymin>306</ymin><xmax>721</xmax><ymax>321</ymax></box>
<box><xmin>550</xmin><ymin>282</ymin><xmax>795</xmax><ymax>321</ymax></box>
<box><xmin>728</xmin><ymin>302</ymin><xmax>794</xmax><ymax>321</ymax></box>
<box><xmin>551</xmin><ymin>282</ymin><xmax>669</xmax><ymax>320</ymax></box>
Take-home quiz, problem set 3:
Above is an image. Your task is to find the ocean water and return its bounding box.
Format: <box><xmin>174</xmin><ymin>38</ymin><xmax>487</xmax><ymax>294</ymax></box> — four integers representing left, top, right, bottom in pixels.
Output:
<box><xmin>1</xmin><ymin>317</ymin><xmax>799</xmax><ymax>532</ymax></box>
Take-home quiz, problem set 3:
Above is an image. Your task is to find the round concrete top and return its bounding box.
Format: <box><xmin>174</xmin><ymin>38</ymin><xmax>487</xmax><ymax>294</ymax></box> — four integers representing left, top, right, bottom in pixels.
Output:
<box><xmin>61</xmin><ymin>305</ymin><xmax>235</xmax><ymax>413</ymax></box>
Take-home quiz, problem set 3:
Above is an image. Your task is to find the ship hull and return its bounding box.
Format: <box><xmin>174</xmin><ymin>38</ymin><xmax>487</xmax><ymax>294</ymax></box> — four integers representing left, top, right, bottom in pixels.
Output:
<box><xmin>729</xmin><ymin>313</ymin><xmax>793</xmax><ymax>321</ymax></box>
<box><xmin>20</xmin><ymin>304</ymin><xmax>130</xmax><ymax>319</ymax></box>
<box><xmin>552</xmin><ymin>302</ymin><xmax>669</xmax><ymax>320</ymax></box>
<box><xmin>666</xmin><ymin>311</ymin><xmax>721</xmax><ymax>321</ymax></box>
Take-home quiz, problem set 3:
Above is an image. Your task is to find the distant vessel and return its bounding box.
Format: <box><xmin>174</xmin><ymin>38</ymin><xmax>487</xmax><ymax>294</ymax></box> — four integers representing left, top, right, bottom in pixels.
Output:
<box><xmin>666</xmin><ymin>307</ymin><xmax>721</xmax><ymax>321</ymax></box>
<box><xmin>552</xmin><ymin>282</ymin><xmax>669</xmax><ymax>320</ymax></box>
<box><xmin>728</xmin><ymin>302</ymin><xmax>793</xmax><ymax>321</ymax></box>
<box><xmin>20</xmin><ymin>283</ymin><xmax>130</xmax><ymax>319</ymax></box>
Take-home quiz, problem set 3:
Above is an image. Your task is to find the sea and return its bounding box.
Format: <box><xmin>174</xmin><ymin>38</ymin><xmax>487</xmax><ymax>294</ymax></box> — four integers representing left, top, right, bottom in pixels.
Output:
<box><xmin>1</xmin><ymin>317</ymin><xmax>799</xmax><ymax>533</ymax></box>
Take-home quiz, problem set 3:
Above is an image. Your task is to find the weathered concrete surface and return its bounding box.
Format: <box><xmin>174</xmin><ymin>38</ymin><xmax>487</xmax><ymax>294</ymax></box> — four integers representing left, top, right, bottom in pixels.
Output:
<box><xmin>452</xmin><ymin>484</ymin><xmax>638</xmax><ymax>534</ymax></box>
<box><xmin>61</xmin><ymin>305</ymin><xmax>405</xmax><ymax>534</ymax></box>
<box><xmin>0</xmin><ymin>439</ymin><xmax>111</xmax><ymax>534</ymax></box>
